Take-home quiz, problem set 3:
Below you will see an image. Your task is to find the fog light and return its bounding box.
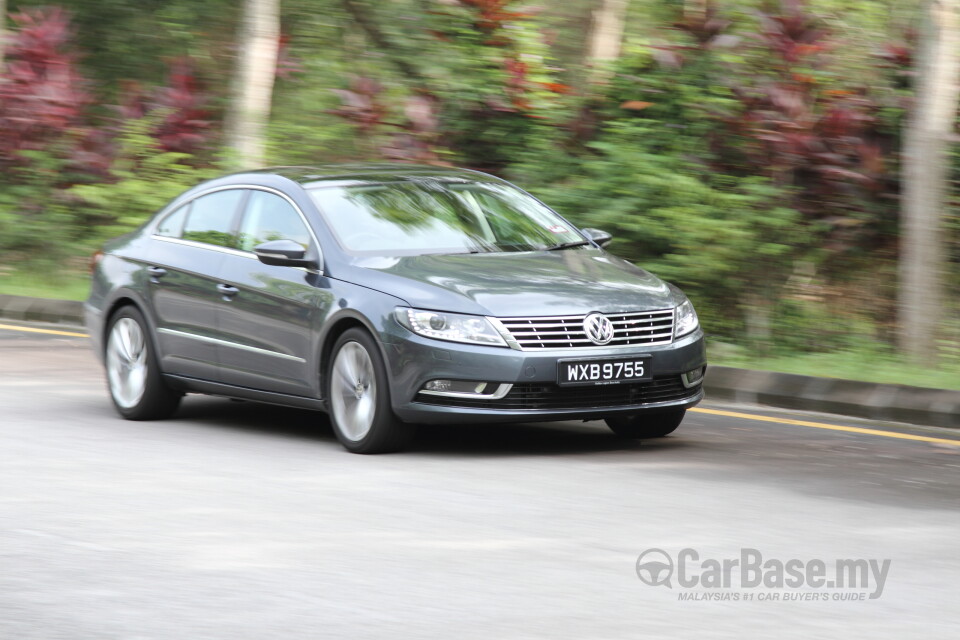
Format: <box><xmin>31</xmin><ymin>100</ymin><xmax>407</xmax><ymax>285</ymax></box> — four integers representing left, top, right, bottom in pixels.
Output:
<box><xmin>418</xmin><ymin>379</ymin><xmax>514</xmax><ymax>400</ymax></box>
<box><xmin>423</xmin><ymin>379</ymin><xmax>488</xmax><ymax>394</ymax></box>
<box><xmin>425</xmin><ymin>379</ymin><xmax>452</xmax><ymax>392</ymax></box>
<box><xmin>681</xmin><ymin>366</ymin><xmax>705</xmax><ymax>388</ymax></box>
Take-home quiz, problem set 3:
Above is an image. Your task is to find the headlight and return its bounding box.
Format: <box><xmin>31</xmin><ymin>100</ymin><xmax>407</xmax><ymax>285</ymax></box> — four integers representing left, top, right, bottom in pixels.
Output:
<box><xmin>396</xmin><ymin>308</ymin><xmax>507</xmax><ymax>347</ymax></box>
<box><xmin>674</xmin><ymin>299</ymin><xmax>699</xmax><ymax>338</ymax></box>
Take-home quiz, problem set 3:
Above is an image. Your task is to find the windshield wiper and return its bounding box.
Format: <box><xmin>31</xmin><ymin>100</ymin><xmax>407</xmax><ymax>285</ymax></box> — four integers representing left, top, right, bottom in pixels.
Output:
<box><xmin>544</xmin><ymin>240</ymin><xmax>591</xmax><ymax>251</ymax></box>
<box><xmin>421</xmin><ymin>248</ymin><xmax>484</xmax><ymax>256</ymax></box>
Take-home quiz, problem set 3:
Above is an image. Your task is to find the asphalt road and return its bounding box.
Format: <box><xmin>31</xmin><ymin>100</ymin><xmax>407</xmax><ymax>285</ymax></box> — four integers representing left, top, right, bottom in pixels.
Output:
<box><xmin>1</xmin><ymin>323</ymin><xmax>958</xmax><ymax>639</ymax></box>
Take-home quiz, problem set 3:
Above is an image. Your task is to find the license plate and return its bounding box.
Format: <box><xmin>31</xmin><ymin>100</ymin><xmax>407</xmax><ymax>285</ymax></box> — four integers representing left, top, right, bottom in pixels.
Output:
<box><xmin>557</xmin><ymin>356</ymin><xmax>652</xmax><ymax>387</ymax></box>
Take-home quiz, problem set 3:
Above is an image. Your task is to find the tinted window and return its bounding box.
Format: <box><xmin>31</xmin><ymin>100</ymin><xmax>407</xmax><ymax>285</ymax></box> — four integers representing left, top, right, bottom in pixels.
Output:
<box><xmin>156</xmin><ymin>203</ymin><xmax>190</xmax><ymax>237</ymax></box>
<box><xmin>237</xmin><ymin>191</ymin><xmax>311</xmax><ymax>251</ymax></box>
<box><xmin>182</xmin><ymin>190</ymin><xmax>245</xmax><ymax>248</ymax></box>
<box><xmin>307</xmin><ymin>181</ymin><xmax>584</xmax><ymax>255</ymax></box>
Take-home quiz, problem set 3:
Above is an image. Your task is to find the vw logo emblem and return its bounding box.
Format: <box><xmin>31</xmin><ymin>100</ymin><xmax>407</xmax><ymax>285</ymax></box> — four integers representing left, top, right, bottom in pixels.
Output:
<box><xmin>583</xmin><ymin>312</ymin><xmax>614</xmax><ymax>345</ymax></box>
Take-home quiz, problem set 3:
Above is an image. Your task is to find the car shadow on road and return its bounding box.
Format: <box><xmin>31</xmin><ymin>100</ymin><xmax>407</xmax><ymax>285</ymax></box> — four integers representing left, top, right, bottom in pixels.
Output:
<box><xmin>174</xmin><ymin>396</ymin><xmax>338</xmax><ymax>443</ymax></box>
<box><xmin>173</xmin><ymin>395</ymin><xmax>691</xmax><ymax>458</ymax></box>
<box><xmin>411</xmin><ymin>421</ymin><xmax>652</xmax><ymax>457</ymax></box>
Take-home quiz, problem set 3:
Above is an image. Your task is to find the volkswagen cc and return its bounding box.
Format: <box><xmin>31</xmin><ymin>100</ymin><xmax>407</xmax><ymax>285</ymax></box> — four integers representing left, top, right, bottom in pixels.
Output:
<box><xmin>86</xmin><ymin>165</ymin><xmax>706</xmax><ymax>453</ymax></box>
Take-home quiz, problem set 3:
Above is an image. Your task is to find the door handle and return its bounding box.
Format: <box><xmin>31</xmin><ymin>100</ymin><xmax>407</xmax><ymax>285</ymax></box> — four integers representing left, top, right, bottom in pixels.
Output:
<box><xmin>147</xmin><ymin>266</ymin><xmax>167</xmax><ymax>282</ymax></box>
<box><xmin>217</xmin><ymin>284</ymin><xmax>239</xmax><ymax>299</ymax></box>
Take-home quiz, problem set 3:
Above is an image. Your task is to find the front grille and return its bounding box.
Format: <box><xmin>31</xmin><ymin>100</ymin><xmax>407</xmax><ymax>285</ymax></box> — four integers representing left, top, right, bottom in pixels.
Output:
<box><xmin>497</xmin><ymin>309</ymin><xmax>675</xmax><ymax>350</ymax></box>
<box><xmin>418</xmin><ymin>376</ymin><xmax>699</xmax><ymax>411</ymax></box>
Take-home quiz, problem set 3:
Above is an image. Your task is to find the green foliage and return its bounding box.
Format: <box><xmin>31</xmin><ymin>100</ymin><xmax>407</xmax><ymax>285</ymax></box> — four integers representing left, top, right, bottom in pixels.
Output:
<box><xmin>321</xmin><ymin>0</ymin><xmax>576</xmax><ymax>170</ymax></box>
<box><xmin>0</xmin><ymin>265</ymin><xmax>91</xmax><ymax>301</ymax></box>
<box><xmin>266</xmin><ymin>5</ymin><xmax>364</xmax><ymax>164</ymax></box>
<box><xmin>10</xmin><ymin>0</ymin><xmax>239</xmax><ymax>101</ymax></box>
<box><xmin>770</xmin><ymin>298</ymin><xmax>880</xmax><ymax>354</ymax></box>
<box><xmin>0</xmin><ymin>150</ymin><xmax>77</xmax><ymax>266</ymax></box>
<box><xmin>67</xmin><ymin>115</ymin><xmax>219</xmax><ymax>242</ymax></box>
<box><xmin>519</xmin><ymin>118</ymin><xmax>803</xmax><ymax>340</ymax></box>
<box><xmin>711</xmin><ymin>341</ymin><xmax>960</xmax><ymax>391</ymax></box>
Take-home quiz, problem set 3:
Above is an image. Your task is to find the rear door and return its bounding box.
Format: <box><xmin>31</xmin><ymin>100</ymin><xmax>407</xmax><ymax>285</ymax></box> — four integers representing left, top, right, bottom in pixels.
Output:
<box><xmin>147</xmin><ymin>188</ymin><xmax>246</xmax><ymax>381</ymax></box>
<box><xmin>215</xmin><ymin>188</ymin><xmax>334</xmax><ymax>397</ymax></box>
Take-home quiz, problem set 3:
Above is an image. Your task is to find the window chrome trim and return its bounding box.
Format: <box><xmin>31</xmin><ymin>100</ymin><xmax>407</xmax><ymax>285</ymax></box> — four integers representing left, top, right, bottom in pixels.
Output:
<box><xmin>157</xmin><ymin>328</ymin><xmax>307</xmax><ymax>363</ymax></box>
<box><xmin>151</xmin><ymin>184</ymin><xmax>324</xmax><ymax>274</ymax></box>
<box><xmin>154</xmin><ymin>235</ymin><xmax>258</xmax><ymax>259</ymax></box>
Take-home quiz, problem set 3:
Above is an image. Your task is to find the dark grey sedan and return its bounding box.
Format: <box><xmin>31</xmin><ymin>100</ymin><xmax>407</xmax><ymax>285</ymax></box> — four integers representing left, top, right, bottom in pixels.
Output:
<box><xmin>86</xmin><ymin>165</ymin><xmax>706</xmax><ymax>453</ymax></box>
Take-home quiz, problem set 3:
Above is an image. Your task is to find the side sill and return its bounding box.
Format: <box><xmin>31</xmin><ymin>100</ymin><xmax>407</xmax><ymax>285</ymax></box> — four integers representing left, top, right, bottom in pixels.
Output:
<box><xmin>164</xmin><ymin>374</ymin><xmax>327</xmax><ymax>412</ymax></box>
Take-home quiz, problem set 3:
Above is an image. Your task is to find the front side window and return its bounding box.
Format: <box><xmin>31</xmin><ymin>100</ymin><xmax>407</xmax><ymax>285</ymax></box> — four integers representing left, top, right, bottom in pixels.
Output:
<box><xmin>181</xmin><ymin>189</ymin><xmax>245</xmax><ymax>248</ymax></box>
<box><xmin>237</xmin><ymin>191</ymin><xmax>312</xmax><ymax>252</ymax></box>
<box><xmin>307</xmin><ymin>180</ymin><xmax>585</xmax><ymax>255</ymax></box>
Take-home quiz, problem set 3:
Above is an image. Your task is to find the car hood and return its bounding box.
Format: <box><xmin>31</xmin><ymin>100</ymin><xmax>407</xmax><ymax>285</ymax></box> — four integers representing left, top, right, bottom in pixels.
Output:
<box><xmin>337</xmin><ymin>250</ymin><xmax>681</xmax><ymax>317</ymax></box>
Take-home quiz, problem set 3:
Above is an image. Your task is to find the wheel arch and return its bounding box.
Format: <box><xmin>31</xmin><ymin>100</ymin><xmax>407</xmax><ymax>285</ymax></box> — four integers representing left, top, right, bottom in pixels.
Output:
<box><xmin>317</xmin><ymin>311</ymin><xmax>388</xmax><ymax>403</ymax></box>
<box><xmin>101</xmin><ymin>289</ymin><xmax>156</xmax><ymax>355</ymax></box>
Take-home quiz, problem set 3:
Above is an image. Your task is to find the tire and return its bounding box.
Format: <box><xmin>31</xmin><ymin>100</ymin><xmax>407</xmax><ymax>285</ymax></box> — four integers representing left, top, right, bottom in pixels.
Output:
<box><xmin>605</xmin><ymin>409</ymin><xmax>686</xmax><ymax>439</ymax></box>
<box><xmin>104</xmin><ymin>305</ymin><xmax>181</xmax><ymax>420</ymax></box>
<box><xmin>326</xmin><ymin>328</ymin><xmax>415</xmax><ymax>454</ymax></box>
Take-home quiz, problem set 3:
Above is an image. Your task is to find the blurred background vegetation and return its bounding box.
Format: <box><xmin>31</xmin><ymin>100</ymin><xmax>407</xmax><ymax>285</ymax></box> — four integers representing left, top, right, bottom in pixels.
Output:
<box><xmin>0</xmin><ymin>0</ymin><xmax>958</xmax><ymax>388</ymax></box>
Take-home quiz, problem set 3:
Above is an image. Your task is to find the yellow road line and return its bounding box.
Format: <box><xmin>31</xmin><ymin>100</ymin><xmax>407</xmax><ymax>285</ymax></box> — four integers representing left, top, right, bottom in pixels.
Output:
<box><xmin>691</xmin><ymin>407</ymin><xmax>960</xmax><ymax>446</ymax></box>
<box><xmin>0</xmin><ymin>323</ymin><xmax>88</xmax><ymax>338</ymax></box>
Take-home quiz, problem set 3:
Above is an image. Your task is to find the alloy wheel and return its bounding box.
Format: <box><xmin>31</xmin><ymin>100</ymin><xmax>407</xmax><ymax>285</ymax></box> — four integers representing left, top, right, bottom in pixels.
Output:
<box><xmin>329</xmin><ymin>340</ymin><xmax>377</xmax><ymax>441</ymax></box>
<box><xmin>106</xmin><ymin>317</ymin><xmax>148</xmax><ymax>409</ymax></box>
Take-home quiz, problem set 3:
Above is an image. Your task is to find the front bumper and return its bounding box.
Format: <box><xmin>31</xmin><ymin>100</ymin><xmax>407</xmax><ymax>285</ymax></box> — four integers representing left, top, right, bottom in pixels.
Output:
<box><xmin>382</xmin><ymin>326</ymin><xmax>707</xmax><ymax>425</ymax></box>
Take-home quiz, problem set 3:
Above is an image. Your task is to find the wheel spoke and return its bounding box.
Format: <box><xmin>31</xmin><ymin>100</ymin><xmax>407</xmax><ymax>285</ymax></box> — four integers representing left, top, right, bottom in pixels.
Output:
<box><xmin>107</xmin><ymin>316</ymin><xmax>149</xmax><ymax>409</ymax></box>
<box><xmin>351</xmin><ymin>346</ymin><xmax>367</xmax><ymax>384</ymax></box>
<box><xmin>330</xmin><ymin>340</ymin><xmax>377</xmax><ymax>442</ymax></box>
<box><xmin>355</xmin><ymin>393</ymin><xmax>374</xmax><ymax>427</ymax></box>
<box><xmin>335</xmin><ymin>355</ymin><xmax>356</xmax><ymax>387</ymax></box>
<box><xmin>128</xmin><ymin>324</ymin><xmax>145</xmax><ymax>363</ymax></box>
<box><xmin>118</xmin><ymin>320</ymin><xmax>133</xmax><ymax>362</ymax></box>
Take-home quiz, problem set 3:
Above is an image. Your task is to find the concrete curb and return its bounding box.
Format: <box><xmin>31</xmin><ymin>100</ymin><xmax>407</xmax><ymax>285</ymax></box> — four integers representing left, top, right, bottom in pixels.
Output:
<box><xmin>1</xmin><ymin>293</ymin><xmax>958</xmax><ymax>429</ymax></box>
<box><xmin>704</xmin><ymin>366</ymin><xmax>960</xmax><ymax>430</ymax></box>
<box><xmin>0</xmin><ymin>294</ymin><xmax>84</xmax><ymax>326</ymax></box>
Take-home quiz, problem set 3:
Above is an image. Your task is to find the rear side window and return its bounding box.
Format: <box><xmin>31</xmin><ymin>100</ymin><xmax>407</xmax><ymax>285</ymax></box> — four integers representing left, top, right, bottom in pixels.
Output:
<box><xmin>182</xmin><ymin>189</ymin><xmax>245</xmax><ymax>248</ymax></box>
<box><xmin>156</xmin><ymin>204</ymin><xmax>190</xmax><ymax>237</ymax></box>
<box><xmin>237</xmin><ymin>191</ymin><xmax>311</xmax><ymax>251</ymax></box>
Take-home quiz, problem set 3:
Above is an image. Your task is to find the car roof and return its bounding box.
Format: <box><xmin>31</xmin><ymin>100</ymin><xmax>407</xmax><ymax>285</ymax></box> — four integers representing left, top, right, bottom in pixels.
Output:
<box><xmin>241</xmin><ymin>164</ymin><xmax>501</xmax><ymax>185</ymax></box>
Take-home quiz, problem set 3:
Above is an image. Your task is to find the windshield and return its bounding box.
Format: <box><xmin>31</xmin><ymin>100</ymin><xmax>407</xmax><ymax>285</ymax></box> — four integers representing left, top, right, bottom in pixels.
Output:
<box><xmin>307</xmin><ymin>179</ymin><xmax>587</xmax><ymax>255</ymax></box>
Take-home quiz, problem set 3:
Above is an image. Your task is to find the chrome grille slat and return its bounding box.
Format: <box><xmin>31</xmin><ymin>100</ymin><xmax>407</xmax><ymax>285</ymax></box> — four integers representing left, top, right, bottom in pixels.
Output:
<box><xmin>497</xmin><ymin>309</ymin><xmax>675</xmax><ymax>350</ymax></box>
<box><xmin>500</xmin><ymin>315</ymin><xmax>583</xmax><ymax>321</ymax></box>
<box><xmin>609</xmin><ymin>332</ymin><xmax>673</xmax><ymax>341</ymax></box>
<box><xmin>509</xmin><ymin>322</ymin><xmax>584</xmax><ymax>329</ymax></box>
<box><xmin>519</xmin><ymin>338</ymin><xmax>597</xmax><ymax>344</ymax></box>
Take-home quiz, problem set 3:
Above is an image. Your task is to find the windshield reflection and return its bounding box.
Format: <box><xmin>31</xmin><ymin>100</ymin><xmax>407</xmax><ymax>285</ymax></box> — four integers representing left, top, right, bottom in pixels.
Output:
<box><xmin>308</xmin><ymin>179</ymin><xmax>586</xmax><ymax>255</ymax></box>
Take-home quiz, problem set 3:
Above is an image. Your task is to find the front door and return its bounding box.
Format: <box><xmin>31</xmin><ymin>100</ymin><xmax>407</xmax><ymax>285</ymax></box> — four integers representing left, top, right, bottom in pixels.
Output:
<box><xmin>215</xmin><ymin>189</ymin><xmax>334</xmax><ymax>397</ymax></box>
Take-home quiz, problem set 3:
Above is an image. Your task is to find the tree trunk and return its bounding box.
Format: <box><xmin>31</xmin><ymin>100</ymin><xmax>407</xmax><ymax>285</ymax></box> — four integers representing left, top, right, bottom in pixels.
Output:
<box><xmin>224</xmin><ymin>0</ymin><xmax>280</xmax><ymax>169</ymax></box>
<box><xmin>586</xmin><ymin>0</ymin><xmax>629</xmax><ymax>82</ymax></box>
<box><xmin>899</xmin><ymin>0</ymin><xmax>960</xmax><ymax>363</ymax></box>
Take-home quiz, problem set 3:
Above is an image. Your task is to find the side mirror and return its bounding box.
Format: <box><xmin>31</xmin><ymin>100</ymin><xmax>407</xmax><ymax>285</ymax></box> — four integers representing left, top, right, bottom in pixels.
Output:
<box><xmin>253</xmin><ymin>239</ymin><xmax>314</xmax><ymax>268</ymax></box>
<box><xmin>581</xmin><ymin>228</ymin><xmax>613</xmax><ymax>248</ymax></box>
